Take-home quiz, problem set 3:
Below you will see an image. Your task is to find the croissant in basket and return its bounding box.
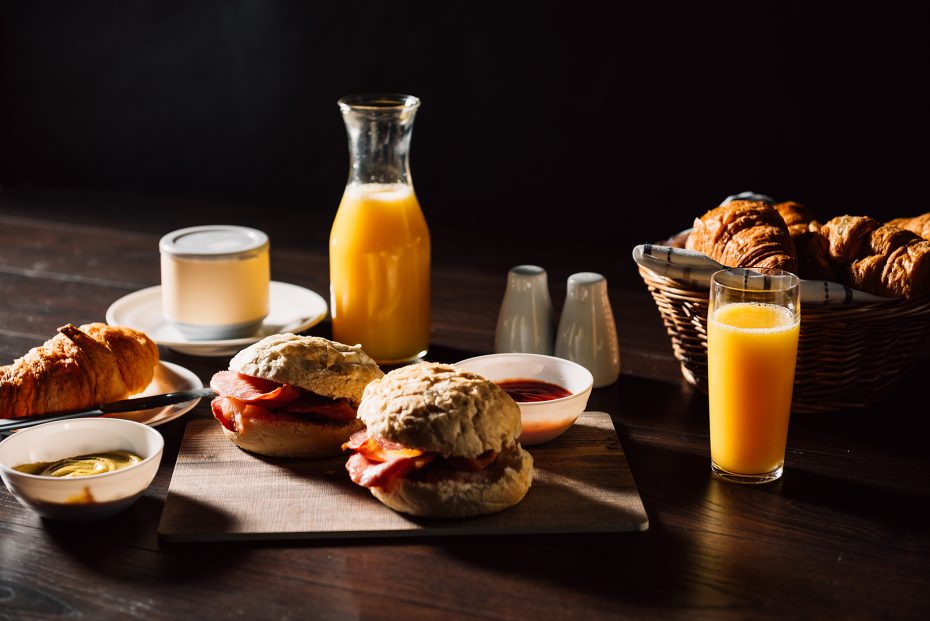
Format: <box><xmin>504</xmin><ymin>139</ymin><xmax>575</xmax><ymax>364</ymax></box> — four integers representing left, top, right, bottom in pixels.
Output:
<box><xmin>773</xmin><ymin>201</ymin><xmax>836</xmax><ymax>281</ymax></box>
<box><xmin>639</xmin><ymin>197</ymin><xmax>930</xmax><ymax>413</ymax></box>
<box><xmin>685</xmin><ymin>200</ymin><xmax>799</xmax><ymax>273</ymax></box>
<box><xmin>887</xmin><ymin>213</ymin><xmax>930</xmax><ymax>241</ymax></box>
<box><xmin>820</xmin><ymin>215</ymin><xmax>930</xmax><ymax>298</ymax></box>
<box><xmin>0</xmin><ymin>323</ymin><xmax>159</xmax><ymax>418</ymax></box>
<box><xmin>774</xmin><ymin>201</ymin><xmax>820</xmax><ymax>235</ymax></box>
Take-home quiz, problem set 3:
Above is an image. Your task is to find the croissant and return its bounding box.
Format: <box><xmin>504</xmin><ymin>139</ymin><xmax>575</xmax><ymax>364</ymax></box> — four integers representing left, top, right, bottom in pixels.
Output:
<box><xmin>879</xmin><ymin>240</ymin><xmax>930</xmax><ymax>298</ymax></box>
<box><xmin>820</xmin><ymin>216</ymin><xmax>930</xmax><ymax>298</ymax></box>
<box><xmin>792</xmin><ymin>231</ymin><xmax>836</xmax><ymax>281</ymax></box>
<box><xmin>887</xmin><ymin>213</ymin><xmax>930</xmax><ymax>240</ymax></box>
<box><xmin>868</xmin><ymin>224</ymin><xmax>921</xmax><ymax>257</ymax></box>
<box><xmin>819</xmin><ymin>215</ymin><xmax>881</xmax><ymax>263</ymax></box>
<box><xmin>773</xmin><ymin>201</ymin><xmax>834</xmax><ymax>280</ymax></box>
<box><xmin>847</xmin><ymin>254</ymin><xmax>887</xmax><ymax>294</ymax></box>
<box><xmin>0</xmin><ymin>323</ymin><xmax>158</xmax><ymax>418</ymax></box>
<box><xmin>774</xmin><ymin>201</ymin><xmax>821</xmax><ymax>235</ymax></box>
<box><xmin>686</xmin><ymin>200</ymin><xmax>798</xmax><ymax>272</ymax></box>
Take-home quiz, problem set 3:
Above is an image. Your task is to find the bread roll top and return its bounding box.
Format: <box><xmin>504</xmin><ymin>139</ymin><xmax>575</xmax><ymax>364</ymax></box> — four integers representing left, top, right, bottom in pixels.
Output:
<box><xmin>358</xmin><ymin>362</ymin><xmax>521</xmax><ymax>458</ymax></box>
<box><xmin>230</xmin><ymin>334</ymin><xmax>383</xmax><ymax>404</ymax></box>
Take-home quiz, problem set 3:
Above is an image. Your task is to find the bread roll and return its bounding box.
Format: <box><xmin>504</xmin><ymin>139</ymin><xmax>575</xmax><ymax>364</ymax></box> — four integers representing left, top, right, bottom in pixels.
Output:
<box><xmin>358</xmin><ymin>362</ymin><xmax>521</xmax><ymax>458</ymax></box>
<box><xmin>348</xmin><ymin>362</ymin><xmax>532</xmax><ymax>518</ymax></box>
<box><xmin>370</xmin><ymin>444</ymin><xmax>534</xmax><ymax>518</ymax></box>
<box><xmin>230</xmin><ymin>334</ymin><xmax>382</xmax><ymax>403</ymax></box>
<box><xmin>220</xmin><ymin>413</ymin><xmax>363</xmax><ymax>459</ymax></box>
<box><xmin>211</xmin><ymin>334</ymin><xmax>383</xmax><ymax>458</ymax></box>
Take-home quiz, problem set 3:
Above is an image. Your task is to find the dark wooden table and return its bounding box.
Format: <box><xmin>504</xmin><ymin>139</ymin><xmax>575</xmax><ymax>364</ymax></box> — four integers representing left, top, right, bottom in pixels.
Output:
<box><xmin>1</xmin><ymin>194</ymin><xmax>928</xmax><ymax>620</ymax></box>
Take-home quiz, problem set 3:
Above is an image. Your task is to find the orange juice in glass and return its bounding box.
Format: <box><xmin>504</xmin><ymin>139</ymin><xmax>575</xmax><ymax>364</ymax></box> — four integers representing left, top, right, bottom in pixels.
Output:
<box><xmin>330</xmin><ymin>94</ymin><xmax>430</xmax><ymax>364</ymax></box>
<box><xmin>707</xmin><ymin>268</ymin><xmax>800</xmax><ymax>484</ymax></box>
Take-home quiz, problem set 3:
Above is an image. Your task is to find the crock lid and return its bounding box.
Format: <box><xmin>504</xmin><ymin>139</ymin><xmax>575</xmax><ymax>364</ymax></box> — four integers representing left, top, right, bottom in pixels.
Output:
<box><xmin>159</xmin><ymin>225</ymin><xmax>268</xmax><ymax>259</ymax></box>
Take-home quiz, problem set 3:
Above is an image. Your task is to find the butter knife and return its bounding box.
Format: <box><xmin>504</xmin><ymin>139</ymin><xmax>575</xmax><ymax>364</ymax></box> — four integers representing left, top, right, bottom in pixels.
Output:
<box><xmin>0</xmin><ymin>388</ymin><xmax>216</xmax><ymax>434</ymax></box>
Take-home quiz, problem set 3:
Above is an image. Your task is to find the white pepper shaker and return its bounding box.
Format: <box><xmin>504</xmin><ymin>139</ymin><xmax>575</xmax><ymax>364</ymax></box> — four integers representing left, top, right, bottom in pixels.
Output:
<box><xmin>555</xmin><ymin>272</ymin><xmax>620</xmax><ymax>388</ymax></box>
<box><xmin>495</xmin><ymin>265</ymin><xmax>555</xmax><ymax>355</ymax></box>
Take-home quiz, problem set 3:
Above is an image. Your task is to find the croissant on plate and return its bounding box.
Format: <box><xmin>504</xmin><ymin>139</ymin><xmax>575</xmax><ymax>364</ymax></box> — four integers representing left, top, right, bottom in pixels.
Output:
<box><xmin>820</xmin><ymin>216</ymin><xmax>930</xmax><ymax>298</ymax></box>
<box><xmin>685</xmin><ymin>200</ymin><xmax>798</xmax><ymax>273</ymax></box>
<box><xmin>0</xmin><ymin>323</ymin><xmax>159</xmax><ymax>418</ymax></box>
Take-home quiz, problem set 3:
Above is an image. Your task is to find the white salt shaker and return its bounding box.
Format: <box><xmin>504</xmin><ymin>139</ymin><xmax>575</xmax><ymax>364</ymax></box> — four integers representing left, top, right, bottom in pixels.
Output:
<box><xmin>495</xmin><ymin>265</ymin><xmax>555</xmax><ymax>355</ymax></box>
<box><xmin>555</xmin><ymin>272</ymin><xmax>620</xmax><ymax>388</ymax></box>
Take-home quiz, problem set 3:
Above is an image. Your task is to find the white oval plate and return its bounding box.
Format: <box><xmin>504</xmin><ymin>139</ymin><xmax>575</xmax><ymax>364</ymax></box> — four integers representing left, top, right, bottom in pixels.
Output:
<box><xmin>0</xmin><ymin>361</ymin><xmax>203</xmax><ymax>429</ymax></box>
<box><xmin>112</xmin><ymin>361</ymin><xmax>204</xmax><ymax>426</ymax></box>
<box><xmin>106</xmin><ymin>281</ymin><xmax>328</xmax><ymax>357</ymax></box>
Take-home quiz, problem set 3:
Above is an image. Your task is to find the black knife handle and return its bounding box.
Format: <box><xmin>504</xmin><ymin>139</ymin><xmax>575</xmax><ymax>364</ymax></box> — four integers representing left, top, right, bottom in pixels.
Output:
<box><xmin>0</xmin><ymin>387</ymin><xmax>216</xmax><ymax>435</ymax></box>
<box><xmin>99</xmin><ymin>388</ymin><xmax>217</xmax><ymax>413</ymax></box>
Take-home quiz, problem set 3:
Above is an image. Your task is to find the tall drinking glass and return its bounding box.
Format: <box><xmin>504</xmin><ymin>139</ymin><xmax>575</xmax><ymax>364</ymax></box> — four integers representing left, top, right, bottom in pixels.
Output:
<box><xmin>707</xmin><ymin>268</ymin><xmax>800</xmax><ymax>484</ymax></box>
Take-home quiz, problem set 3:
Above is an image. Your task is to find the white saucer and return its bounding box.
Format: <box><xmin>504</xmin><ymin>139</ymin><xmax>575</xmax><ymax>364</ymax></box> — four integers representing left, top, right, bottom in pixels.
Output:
<box><xmin>105</xmin><ymin>281</ymin><xmax>328</xmax><ymax>357</ymax></box>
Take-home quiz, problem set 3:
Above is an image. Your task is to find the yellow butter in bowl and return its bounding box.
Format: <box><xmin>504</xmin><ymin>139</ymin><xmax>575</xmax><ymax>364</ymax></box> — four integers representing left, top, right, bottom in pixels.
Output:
<box><xmin>14</xmin><ymin>450</ymin><xmax>143</xmax><ymax>478</ymax></box>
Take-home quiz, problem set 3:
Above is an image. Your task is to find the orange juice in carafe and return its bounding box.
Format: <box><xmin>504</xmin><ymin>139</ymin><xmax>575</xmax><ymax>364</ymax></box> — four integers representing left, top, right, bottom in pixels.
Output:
<box><xmin>330</xmin><ymin>182</ymin><xmax>430</xmax><ymax>363</ymax></box>
<box><xmin>329</xmin><ymin>94</ymin><xmax>431</xmax><ymax>364</ymax></box>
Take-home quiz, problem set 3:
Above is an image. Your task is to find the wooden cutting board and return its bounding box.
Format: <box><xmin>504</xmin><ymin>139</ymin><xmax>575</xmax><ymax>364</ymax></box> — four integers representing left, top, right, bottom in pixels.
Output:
<box><xmin>158</xmin><ymin>412</ymin><xmax>648</xmax><ymax>542</ymax></box>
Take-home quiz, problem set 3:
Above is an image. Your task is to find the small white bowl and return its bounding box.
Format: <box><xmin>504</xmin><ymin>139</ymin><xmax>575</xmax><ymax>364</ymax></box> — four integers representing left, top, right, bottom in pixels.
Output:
<box><xmin>0</xmin><ymin>418</ymin><xmax>164</xmax><ymax>521</ymax></box>
<box><xmin>455</xmin><ymin>353</ymin><xmax>594</xmax><ymax>446</ymax></box>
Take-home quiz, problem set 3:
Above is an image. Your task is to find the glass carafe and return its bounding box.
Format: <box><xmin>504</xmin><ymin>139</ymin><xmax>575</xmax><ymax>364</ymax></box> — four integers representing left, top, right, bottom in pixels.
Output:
<box><xmin>329</xmin><ymin>94</ymin><xmax>431</xmax><ymax>364</ymax></box>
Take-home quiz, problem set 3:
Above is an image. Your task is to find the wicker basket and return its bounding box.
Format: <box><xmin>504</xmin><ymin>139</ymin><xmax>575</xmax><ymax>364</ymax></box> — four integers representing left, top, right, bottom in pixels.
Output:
<box><xmin>638</xmin><ymin>265</ymin><xmax>930</xmax><ymax>413</ymax></box>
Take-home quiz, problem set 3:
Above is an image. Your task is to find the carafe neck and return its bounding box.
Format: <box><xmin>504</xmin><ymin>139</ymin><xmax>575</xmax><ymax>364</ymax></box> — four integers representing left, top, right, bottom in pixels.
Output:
<box><xmin>339</xmin><ymin>94</ymin><xmax>419</xmax><ymax>187</ymax></box>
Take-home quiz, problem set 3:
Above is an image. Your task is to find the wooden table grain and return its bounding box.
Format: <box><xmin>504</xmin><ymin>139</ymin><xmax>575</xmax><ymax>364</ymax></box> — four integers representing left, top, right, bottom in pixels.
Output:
<box><xmin>1</xmin><ymin>196</ymin><xmax>929</xmax><ymax>621</ymax></box>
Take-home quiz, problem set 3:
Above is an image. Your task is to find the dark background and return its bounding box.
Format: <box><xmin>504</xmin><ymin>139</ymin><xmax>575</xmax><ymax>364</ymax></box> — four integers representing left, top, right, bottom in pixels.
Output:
<box><xmin>1</xmin><ymin>1</ymin><xmax>927</xmax><ymax>253</ymax></box>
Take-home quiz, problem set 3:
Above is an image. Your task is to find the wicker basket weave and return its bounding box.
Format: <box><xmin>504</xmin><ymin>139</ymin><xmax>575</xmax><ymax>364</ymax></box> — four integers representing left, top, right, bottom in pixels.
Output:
<box><xmin>638</xmin><ymin>265</ymin><xmax>930</xmax><ymax>413</ymax></box>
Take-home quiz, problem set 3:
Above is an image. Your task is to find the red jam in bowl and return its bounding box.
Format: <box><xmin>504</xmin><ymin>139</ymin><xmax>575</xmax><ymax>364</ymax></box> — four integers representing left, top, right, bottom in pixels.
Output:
<box><xmin>497</xmin><ymin>379</ymin><xmax>572</xmax><ymax>402</ymax></box>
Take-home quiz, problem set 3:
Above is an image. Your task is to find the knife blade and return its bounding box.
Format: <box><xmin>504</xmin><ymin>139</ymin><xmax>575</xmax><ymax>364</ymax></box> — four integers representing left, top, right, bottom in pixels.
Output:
<box><xmin>0</xmin><ymin>387</ymin><xmax>216</xmax><ymax>434</ymax></box>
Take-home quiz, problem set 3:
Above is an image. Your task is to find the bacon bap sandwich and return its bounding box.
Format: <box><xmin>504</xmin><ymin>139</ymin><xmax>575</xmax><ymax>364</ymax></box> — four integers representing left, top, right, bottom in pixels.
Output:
<box><xmin>343</xmin><ymin>362</ymin><xmax>533</xmax><ymax>517</ymax></box>
<box><xmin>210</xmin><ymin>334</ymin><xmax>383</xmax><ymax>457</ymax></box>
